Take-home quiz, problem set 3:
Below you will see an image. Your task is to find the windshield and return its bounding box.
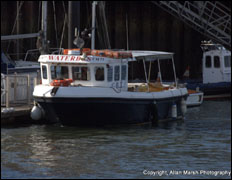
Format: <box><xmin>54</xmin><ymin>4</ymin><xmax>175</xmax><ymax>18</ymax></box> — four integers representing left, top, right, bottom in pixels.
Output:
<box><xmin>72</xmin><ymin>66</ymin><xmax>90</xmax><ymax>81</ymax></box>
<box><xmin>224</xmin><ymin>56</ymin><xmax>231</xmax><ymax>68</ymax></box>
<box><xmin>51</xmin><ymin>66</ymin><xmax>69</xmax><ymax>79</ymax></box>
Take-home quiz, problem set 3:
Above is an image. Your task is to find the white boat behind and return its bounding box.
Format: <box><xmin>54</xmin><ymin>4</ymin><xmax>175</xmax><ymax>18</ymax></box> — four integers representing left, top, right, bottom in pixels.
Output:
<box><xmin>186</xmin><ymin>89</ymin><xmax>204</xmax><ymax>107</ymax></box>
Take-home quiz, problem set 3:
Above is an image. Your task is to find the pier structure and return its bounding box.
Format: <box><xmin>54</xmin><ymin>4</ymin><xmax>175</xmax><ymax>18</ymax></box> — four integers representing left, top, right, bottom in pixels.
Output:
<box><xmin>1</xmin><ymin>73</ymin><xmax>40</xmax><ymax>125</ymax></box>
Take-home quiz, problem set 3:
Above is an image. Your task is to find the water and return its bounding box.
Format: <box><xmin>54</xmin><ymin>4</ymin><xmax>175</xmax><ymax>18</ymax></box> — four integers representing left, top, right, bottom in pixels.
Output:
<box><xmin>1</xmin><ymin>101</ymin><xmax>231</xmax><ymax>179</ymax></box>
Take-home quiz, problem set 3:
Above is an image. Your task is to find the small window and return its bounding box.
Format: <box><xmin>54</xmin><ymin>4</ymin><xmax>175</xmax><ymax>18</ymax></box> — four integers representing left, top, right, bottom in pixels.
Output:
<box><xmin>95</xmin><ymin>67</ymin><xmax>104</xmax><ymax>81</ymax></box>
<box><xmin>205</xmin><ymin>56</ymin><xmax>211</xmax><ymax>68</ymax></box>
<box><xmin>107</xmin><ymin>66</ymin><xmax>113</xmax><ymax>82</ymax></box>
<box><xmin>114</xmin><ymin>66</ymin><xmax>120</xmax><ymax>81</ymax></box>
<box><xmin>121</xmin><ymin>65</ymin><xmax>127</xmax><ymax>80</ymax></box>
<box><xmin>214</xmin><ymin>56</ymin><xmax>220</xmax><ymax>68</ymax></box>
<box><xmin>72</xmin><ymin>66</ymin><xmax>90</xmax><ymax>81</ymax></box>
<box><xmin>42</xmin><ymin>65</ymin><xmax>47</xmax><ymax>79</ymax></box>
<box><xmin>224</xmin><ymin>56</ymin><xmax>231</xmax><ymax>67</ymax></box>
<box><xmin>51</xmin><ymin>66</ymin><xmax>69</xmax><ymax>79</ymax></box>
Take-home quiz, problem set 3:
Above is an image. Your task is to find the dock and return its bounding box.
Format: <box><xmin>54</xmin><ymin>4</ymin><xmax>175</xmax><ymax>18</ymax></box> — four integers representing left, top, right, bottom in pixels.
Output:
<box><xmin>1</xmin><ymin>74</ymin><xmax>39</xmax><ymax>125</ymax></box>
<box><xmin>1</xmin><ymin>105</ymin><xmax>33</xmax><ymax>125</ymax></box>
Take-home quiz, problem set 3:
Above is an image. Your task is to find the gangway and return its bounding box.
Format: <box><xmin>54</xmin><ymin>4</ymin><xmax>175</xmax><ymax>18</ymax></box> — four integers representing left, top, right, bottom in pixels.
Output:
<box><xmin>152</xmin><ymin>1</ymin><xmax>231</xmax><ymax>48</ymax></box>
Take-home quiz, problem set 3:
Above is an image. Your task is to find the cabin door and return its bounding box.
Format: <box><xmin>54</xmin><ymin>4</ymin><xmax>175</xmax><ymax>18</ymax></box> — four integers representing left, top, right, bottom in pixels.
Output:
<box><xmin>203</xmin><ymin>55</ymin><xmax>223</xmax><ymax>84</ymax></box>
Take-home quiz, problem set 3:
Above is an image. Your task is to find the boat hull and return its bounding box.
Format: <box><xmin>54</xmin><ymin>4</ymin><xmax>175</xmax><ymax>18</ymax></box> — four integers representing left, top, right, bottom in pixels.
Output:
<box><xmin>186</xmin><ymin>90</ymin><xmax>204</xmax><ymax>107</ymax></box>
<box><xmin>186</xmin><ymin>81</ymin><xmax>231</xmax><ymax>99</ymax></box>
<box><xmin>34</xmin><ymin>96</ymin><xmax>185</xmax><ymax>126</ymax></box>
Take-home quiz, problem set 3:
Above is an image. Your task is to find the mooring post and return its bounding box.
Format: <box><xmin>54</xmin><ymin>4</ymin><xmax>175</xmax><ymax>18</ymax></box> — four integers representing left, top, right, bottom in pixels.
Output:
<box><xmin>27</xmin><ymin>74</ymin><xmax>31</xmax><ymax>105</ymax></box>
<box><xmin>6</xmin><ymin>76</ymin><xmax>10</xmax><ymax>108</ymax></box>
<box><xmin>14</xmin><ymin>72</ymin><xmax>17</xmax><ymax>103</ymax></box>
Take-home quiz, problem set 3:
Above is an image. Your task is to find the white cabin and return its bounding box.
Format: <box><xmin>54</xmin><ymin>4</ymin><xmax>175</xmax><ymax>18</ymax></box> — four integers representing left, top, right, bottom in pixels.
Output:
<box><xmin>38</xmin><ymin>53</ymin><xmax>129</xmax><ymax>91</ymax></box>
<box><xmin>202</xmin><ymin>43</ymin><xmax>231</xmax><ymax>84</ymax></box>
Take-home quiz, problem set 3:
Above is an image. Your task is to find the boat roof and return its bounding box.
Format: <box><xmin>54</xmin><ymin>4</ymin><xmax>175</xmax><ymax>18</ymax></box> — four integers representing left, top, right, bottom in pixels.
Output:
<box><xmin>38</xmin><ymin>51</ymin><xmax>174</xmax><ymax>64</ymax></box>
<box><xmin>130</xmin><ymin>51</ymin><xmax>174</xmax><ymax>61</ymax></box>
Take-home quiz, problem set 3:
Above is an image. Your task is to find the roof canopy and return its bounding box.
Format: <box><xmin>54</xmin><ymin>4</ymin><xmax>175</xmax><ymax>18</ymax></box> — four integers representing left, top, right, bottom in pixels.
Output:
<box><xmin>130</xmin><ymin>51</ymin><xmax>174</xmax><ymax>61</ymax></box>
<box><xmin>38</xmin><ymin>51</ymin><xmax>174</xmax><ymax>64</ymax></box>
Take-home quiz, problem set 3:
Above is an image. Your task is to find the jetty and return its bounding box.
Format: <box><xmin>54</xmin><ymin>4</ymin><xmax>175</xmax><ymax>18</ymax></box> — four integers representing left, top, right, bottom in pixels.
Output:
<box><xmin>1</xmin><ymin>73</ymin><xmax>39</xmax><ymax>125</ymax></box>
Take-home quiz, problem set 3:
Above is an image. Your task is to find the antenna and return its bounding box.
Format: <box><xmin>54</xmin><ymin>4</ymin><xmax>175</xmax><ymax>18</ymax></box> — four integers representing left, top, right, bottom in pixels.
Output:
<box><xmin>126</xmin><ymin>14</ymin><xmax>129</xmax><ymax>51</ymax></box>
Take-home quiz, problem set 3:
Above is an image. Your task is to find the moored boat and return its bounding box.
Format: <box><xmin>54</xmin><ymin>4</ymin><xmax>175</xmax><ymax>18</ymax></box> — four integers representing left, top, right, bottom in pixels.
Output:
<box><xmin>186</xmin><ymin>89</ymin><xmax>204</xmax><ymax>107</ymax></box>
<box><xmin>185</xmin><ymin>41</ymin><xmax>231</xmax><ymax>100</ymax></box>
<box><xmin>31</xmin><ymin>49</ymin><xmax>188</xmax><ymax>126</ymax></box>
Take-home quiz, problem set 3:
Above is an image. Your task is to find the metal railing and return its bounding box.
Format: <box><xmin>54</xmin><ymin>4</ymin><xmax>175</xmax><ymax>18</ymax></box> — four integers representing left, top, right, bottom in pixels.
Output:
<box><xmin>1</xmin><ymin>73</ymin><xmax>40</xmax><ymax>107</ymax></box>
<box><xmin>152</xmin><ymin>1</ymin><xmax>231</xmax><ymax>48</ymax></box>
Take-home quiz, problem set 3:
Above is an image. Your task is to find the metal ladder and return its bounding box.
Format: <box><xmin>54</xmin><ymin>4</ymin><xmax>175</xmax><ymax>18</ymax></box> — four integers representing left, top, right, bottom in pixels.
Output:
<box><xmin>152</xmin><ymin>1</ymin><xmax>231</xmax><ymax>48</ymax></box>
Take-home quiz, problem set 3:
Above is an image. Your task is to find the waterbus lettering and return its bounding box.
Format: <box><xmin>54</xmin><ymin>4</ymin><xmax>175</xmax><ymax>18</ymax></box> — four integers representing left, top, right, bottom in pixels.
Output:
<box><xmin>65</xmin><ymin>56</ymin><xmax>69</xmax><ymax>61</ymax></box>
<box><xmin>49</xmin><ymin>56</ymin><xmax>54</xmax><ymax>60</ymax></box>
<box><xmin>70</xmin><ymin>56</ymin><xmax>75</xmax><ymax>61</ymax></box>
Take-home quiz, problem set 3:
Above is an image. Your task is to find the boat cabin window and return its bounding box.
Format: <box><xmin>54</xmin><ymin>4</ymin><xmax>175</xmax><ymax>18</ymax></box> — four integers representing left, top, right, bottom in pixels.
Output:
<box><xmin>72</xmin><ymin>66</ymin><xmax>90</xmax><ymax>81</ymax></box>
<box><xmin>205</xmin><ymin>56</ymin><xmax>211</xmax><ymax>68</ymax></box>
<box><xmin>107</xmin><ymin>66</ymin><xmax>113</xmax><ymax>82</ymax></box>
<box><xmin>95</xmin><ymin>67</ymin><xmax>104</xmax><ymax>81</ymax></box>
<box><xmin>42</xmin><ymin>65</ymin><xmax>47</xmax><ymax>79</ymax></box>
<box><xmin>214</xmin><ymin>56</ymin><xmax>220</xmax><ymax>68</ymax></box>
<box><xmin>114</xmin><ymin>66</ymin><xmax>120</xmax><ymax>81</ymax></box>
<box><xmin>224</xmin><ymin>56</ymin><xmax>231</xmax><ymax>67</ymax></box>
<box><xmin>51</xmin><ymin>65</ymin><xmax>69</xmax><ymax>79</ymax></box>
<box><xmin>121</xmin><ymin>65</ymin><xmax>127</xmax><ymax>80</ymax></box>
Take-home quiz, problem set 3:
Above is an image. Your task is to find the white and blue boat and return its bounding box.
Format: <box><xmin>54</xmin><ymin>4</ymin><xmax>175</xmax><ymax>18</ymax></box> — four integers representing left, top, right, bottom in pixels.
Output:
<box><xmin>185</xmin><ymin>41</ymin><xmax>231</xmax><ymax>100</ymax></box>
<box><xmin>31</xmin><ymin>49</ymin><xmax>188</xmax><ymax>126</ymax></box>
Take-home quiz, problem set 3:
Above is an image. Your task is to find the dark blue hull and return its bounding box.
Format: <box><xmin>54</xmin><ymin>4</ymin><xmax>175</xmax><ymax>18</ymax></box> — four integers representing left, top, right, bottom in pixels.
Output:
<box><xmin>186</xmin><ymin>81</ymin><xmax>231</xmax><ymax>96</ymax></box>
<box><xmin>34</xmin><ymin>96</ymin><xmax>186</xmax><ymax>126</ymax></box>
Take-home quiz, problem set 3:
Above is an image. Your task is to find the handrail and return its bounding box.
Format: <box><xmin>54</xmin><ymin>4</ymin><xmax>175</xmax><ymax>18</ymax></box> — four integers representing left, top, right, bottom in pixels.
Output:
<box><xmin>152</xmin><ymin>1</ymin><xmax>231</xmax><ymax>48</ymax></box>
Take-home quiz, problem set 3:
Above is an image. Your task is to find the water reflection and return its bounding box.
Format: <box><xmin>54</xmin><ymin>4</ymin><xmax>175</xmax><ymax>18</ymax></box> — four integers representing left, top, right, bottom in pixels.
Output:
<box><xmin>1</xmin><ymin>101</ymin><xmax>231</xmax><ymax>179</ymax></box>
<box><xmin>28</xmin><ymin>133</ymin><xmax>55</xmax><ymax>167</ymax></box>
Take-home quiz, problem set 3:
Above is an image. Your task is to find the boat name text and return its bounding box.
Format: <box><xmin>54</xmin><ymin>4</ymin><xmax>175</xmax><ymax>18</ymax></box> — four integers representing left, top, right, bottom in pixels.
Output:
<box><xmin>45</xmin><ymin>55</ymin><xmax>105</xmax><ymax>62</ymax></box>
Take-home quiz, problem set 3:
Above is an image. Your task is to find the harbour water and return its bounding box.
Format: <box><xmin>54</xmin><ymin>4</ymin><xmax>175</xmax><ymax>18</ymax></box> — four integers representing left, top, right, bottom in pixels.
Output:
<box><xmin>1</xmin><ymin>100</ymin><xmax>231</xmax><ymax>179</ymax></box>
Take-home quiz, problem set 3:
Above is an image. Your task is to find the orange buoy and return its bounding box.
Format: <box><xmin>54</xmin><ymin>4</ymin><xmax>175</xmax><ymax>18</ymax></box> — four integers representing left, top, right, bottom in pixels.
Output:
<box><xmin>63</xmin><ymin>48</ymin><xmax>80</xmax><ymax>55</ymax></box>
<box><xmin>82</xmin><ymin>48</ymin><xmax>91</xmax><ymax>55</ymax></box>
<box><xmin>104</xmin><ymin>50</ymin><xmax>114</xmax><ymax>58</ymax></box>
<box><xmin>50</xmin><ymin>79</ymin><xmax>73</xmax><ymax>87</ymax></box>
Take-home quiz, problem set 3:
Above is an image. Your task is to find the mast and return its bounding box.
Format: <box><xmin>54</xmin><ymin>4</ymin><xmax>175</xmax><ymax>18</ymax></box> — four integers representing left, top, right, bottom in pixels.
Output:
<box><xmin>91</xmin><ymin>1</ymin><xmax>98</xmax><ymax>49</ymax></box>
<box><xmin>16</xmin><ymin>1</ymin><xmax>21</xmax><ymax>60</ymax></box>
<box><xmin>68</xmin><ymin>1</ymin><xmax>80</xmax><ymax>49</ymax></box>
<box><xmin>40</xmin><ymin>1</ymin><xmax>48</xmax><ymax>54</ymax></box>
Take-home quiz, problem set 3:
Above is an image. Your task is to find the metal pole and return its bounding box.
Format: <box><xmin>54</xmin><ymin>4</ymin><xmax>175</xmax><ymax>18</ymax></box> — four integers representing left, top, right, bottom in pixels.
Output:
<box><xmin>14</xmin><ymin>73</ymin><xmax>17</xmax><ymax>103</ymax></box>
<box><xmin>91</xmin><ymin>1</ymin><xmax>97</xmax><ymax>49</ymax></box>
<box><xmin>157</xmin><ymin>59</ymin><xmax>162</xmax><ymax>83</ymax></box>
<box><xmin>68</xmin><ymin>1</ymin><xmax>73</xmax><ymax>49</ymax></box>
<box><xmin>27</xmin><ymin>74</ymin><xmax>31</xmax><ymax>105</ymax></box>
<box><xmin>42</xmin><ymin>1</ymin><xmax>47</xmax><ymax>42</ymax></box>
<box><xmin>41</xmin><ymin>1</ymin><xmax>48</xmax><ymax>54</ymax></box>
<box><xmin>148</xmin><ymin>61</ymin><xmax>152</xmax><ymax>82</ymax></box>
<box><xmin>16</xmin><ymin>1</ymin><xmax>21</xmax><ymax>60</ymax></box>
<box><xmin>6</xmin><ymin>76</ymin><xmax>10</xmax><ymax>108</ymax></box>
<box><xmin>68</xmin><ymin>1</ymin><xmax>80</xmax><ymax>49</ymax></box>
<box><xmin>172</xmin><ymin>57</ymin><xmax>178</xmax><ymax>87</ymax></box>
<box><xmin>143</xmin><ymin>59</ymin><xmax>149</xmax><ymax>92</ymax></box>
<box><xmin>126</xmin><ymin>14</ymin><xmax>129</xmax><ymax>51</ymax></box>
